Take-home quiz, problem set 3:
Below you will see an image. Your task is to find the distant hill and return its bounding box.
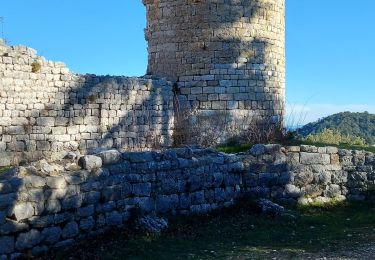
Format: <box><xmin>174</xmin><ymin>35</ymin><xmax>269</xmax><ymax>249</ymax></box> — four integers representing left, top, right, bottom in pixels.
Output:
<box><xmin>298</xmin><ymin>112</ymin><xmax>375</xmax><ymax>145</ymax></box>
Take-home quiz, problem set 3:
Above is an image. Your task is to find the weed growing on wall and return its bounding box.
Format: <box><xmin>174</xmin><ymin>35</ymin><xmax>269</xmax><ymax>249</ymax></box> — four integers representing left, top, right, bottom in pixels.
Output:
<box><xmin>31</xmin><ymin>61</ymin><xmax>41</xmax><ymax>73</ymax></box>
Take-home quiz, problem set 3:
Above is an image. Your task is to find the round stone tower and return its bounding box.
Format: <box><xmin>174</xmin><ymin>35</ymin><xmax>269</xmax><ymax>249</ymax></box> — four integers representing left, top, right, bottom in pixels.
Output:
<box><xmin>143</xmin><ymin>0</ymin><xmax>285</xmax><ymax>141</ymax></box>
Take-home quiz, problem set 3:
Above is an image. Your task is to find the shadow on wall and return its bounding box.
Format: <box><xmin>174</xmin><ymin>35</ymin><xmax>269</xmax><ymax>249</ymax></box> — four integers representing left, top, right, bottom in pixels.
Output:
<box><xmin>143</xmin><ymin>0</ymin><xmax>285</xmax><ymax>145</ymax></box>
<box><xmin>61</xmin><ymin>75</ymin><xmax>174</xmax><ymax>153</ymax></box>
<box><xmin>0</xmin><ymin>39</ymin><xmax>175</xmax><ymax>166</ymax></box>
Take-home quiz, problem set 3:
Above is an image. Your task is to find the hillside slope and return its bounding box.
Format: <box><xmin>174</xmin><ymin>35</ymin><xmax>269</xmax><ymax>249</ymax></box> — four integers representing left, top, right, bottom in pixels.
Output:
<box><xmin>298</xmin><ymin>112</ymin><xmax>375</xmax><ymax>145</ymax></box>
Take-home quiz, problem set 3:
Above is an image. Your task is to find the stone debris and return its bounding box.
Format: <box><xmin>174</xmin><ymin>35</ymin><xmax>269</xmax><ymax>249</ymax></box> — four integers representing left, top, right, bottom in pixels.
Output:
<box><xmin>256</xmin><ymin>199</ymin><xmax>285</xmax><ymax>216</ymax></box>
<box><xmin>136</xmin><ymin>215</ymin><xmax>168</xmax><ymax>234</ymax></box>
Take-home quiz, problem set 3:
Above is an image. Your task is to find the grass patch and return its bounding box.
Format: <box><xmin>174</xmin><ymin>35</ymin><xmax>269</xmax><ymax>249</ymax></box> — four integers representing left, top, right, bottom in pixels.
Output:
<box><xmin>216</xmin><ymin>144</ymin><xmax>252</xmax><ymax>153</ymax></box>
<box><xmin>0</xmin><ymin>166</ymin><xmax>11</xmax><ymax>175</ymax></box>
<box><xmin>49</xmin><ymin>201</ymin><xmax>375</xmax><ymax>259</ymax></box>
<box><xmin>216</xmin><ymin>141</ymin><xmax>375</xmax><ymax>154</ymax></box>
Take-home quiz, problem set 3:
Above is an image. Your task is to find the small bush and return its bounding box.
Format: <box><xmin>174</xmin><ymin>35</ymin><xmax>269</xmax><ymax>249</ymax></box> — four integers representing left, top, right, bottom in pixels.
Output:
<box><xmin>173</xmin><ymin>100</ymin><xmax>284</xmax><ymax>147</ymax></box>
<box><xmin>31</xmin><ymin>61</ymin><xmax>41</xmax><ymax>73</ymax></box>
<box><xmin>303</xmin><ymin>128</ymin><xmax>366</xmax><ymax>146</ymax></box>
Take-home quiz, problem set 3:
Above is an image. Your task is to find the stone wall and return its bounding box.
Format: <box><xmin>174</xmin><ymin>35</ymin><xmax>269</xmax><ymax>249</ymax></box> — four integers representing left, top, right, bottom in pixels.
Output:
<box><xmin>0</xmin><ymin>40</ymin><xmax>174</xmax><ymax>166</ymax></box>
<box><xmin>0</xmin><ymin>148</ymin><xmax>244</xmax><ymax>257</ymax></box>
<box><xmin>242</xmin><ymin>145</ymin><xmax>375</xmax><ymax>204</ymax></box>
<box><xmin>143</xmin><ymin>0</ymin><xmax>285</xmax><ymax>124</ymax></box>
<box><xmin>0</xmin><ymin>145</ymin><xmax>374</xmax><ymax>258</ymax></box>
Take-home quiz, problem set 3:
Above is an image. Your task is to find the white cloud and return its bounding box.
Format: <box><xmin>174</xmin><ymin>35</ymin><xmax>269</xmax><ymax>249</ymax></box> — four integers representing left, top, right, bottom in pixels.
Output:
<box><xmin>286</xmin><ymin>103</ymin><xmax>375</xmax><ymax>127</ymax></box>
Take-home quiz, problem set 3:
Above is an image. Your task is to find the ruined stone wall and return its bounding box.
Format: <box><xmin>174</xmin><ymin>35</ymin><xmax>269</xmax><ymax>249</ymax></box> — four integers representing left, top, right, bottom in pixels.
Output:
<box><xmin>143</xmin><ymin>0</ymin><xmax>285</xmax><ymax>123</ymax></box>
<box><xmin>0</xmin><ymin>40</ymin><xmax>174</xmax><ymax>166</ymax></box>
<box><xmin>0</xmin><ymin>145</ymin><xmax>374</xmax><ymax>257</ymax></box>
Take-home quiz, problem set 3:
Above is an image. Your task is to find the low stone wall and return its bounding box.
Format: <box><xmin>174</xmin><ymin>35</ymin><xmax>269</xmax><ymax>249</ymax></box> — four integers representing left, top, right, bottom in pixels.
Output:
<box><xmin>0</xmin><ymin>147</ymin><xmax>243</xmax><ymax>258</ymax></box>
<box><xmin>0</xmin><ymin>145</ymin><xmax>374</xmax><ymax>258</ymax></box>
<box><xmin>0</xmin><ymin>41</ymin><xmax>174</xmax><ymax>166</ymax></box>
<box><xmin>242</xmin><ymin>145</ymin><xmax>375</xmax><ymax>204</ymax></box>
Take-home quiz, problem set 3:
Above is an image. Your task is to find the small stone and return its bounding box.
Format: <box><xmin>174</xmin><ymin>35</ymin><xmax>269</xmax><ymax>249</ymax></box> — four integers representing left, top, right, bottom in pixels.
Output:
<box><xmin>133</xmin><ymin>183</ymin><xmax>151</xmax><ymax>197</ymax></box>
<box><xmin>41</xmin><ymin>227</ymin><xmax>62</xmax><ymax>245</ymax></box>
<box><xmin>79</xmin><ymin>217</ymin><xmax>94</xmax><ymax>231</ymax></box>
<box><xmin>96</xmin><ymin>150</ymin><xmax>121</xmax><ymax>165</ymax></box>
<box><xmin>31</xmin><ymin>245</ymin><xmax>48</xmax><ymax>255</ymax></box>
<box><xmin>64</xmin><ymin>152</ymin><xmax>78</xmax><ymax>160</ymax></box>
<box><xmin>79</xmin><ymin>155</ymin><xmax>102</xmax><ymax>170</ymax></box>
<box><xmin>106</xmin><ymin>211</ymin><xmax>122</xmax><ymax>226</ymax></box>
<box><xmin>137</xmin><ymin>215</ymin><xmax>168</xmax><ymax>234</ymax></box>
<box><xmin>62</xmin><ymin>221</ymin><xmax>79</xmax><ymax>239</ymax></box>
<box><xmin>257</xmin><ymin>199</ymin><xmax>285</xmax><ymax>216</ymax></box>
<box><xmin>127</xmin><ymin>152</ymin><xmax>154</xmax><ymax>163</ymax></box>
<box><xmin>0</xmin><ymin>236</ymin><xmax>14</xmax><ymax>254</ymax></box>
<box><xmin>46</xmin><ymin>176</ymin><xmax>67</xmax><ymax>189</ymax></box>
<box><xmin>250</xmin><ymin>144</ymin><xmax>266</xmax><ymax>156</ymax></box>
<box><xmin>12</xmin><ymin>203</ymin><xmax>34</xmax><ymax>221</ymax></box>
<box><xmin>15</xmin><ymin>229</ymin><xmax>41</xmax><ymax>250</ymax></box>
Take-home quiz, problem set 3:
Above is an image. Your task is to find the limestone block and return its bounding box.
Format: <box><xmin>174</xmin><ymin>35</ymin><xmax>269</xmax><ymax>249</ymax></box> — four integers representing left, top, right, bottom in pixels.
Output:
<box><xmin>300</xmin><ymin>153</ymin><xmax>330</xmax><ymax>165</ymax></box>
<box><xmin>13</xmin><ymin>203</ymin><xmax>35</xmax><ymax>221</ymax></box>
<box><xmin>96</xmin><ymin>150</ymin><xmax>121</xmax><ymax>165</ymax></box>
<box><xmin>133</xmin><ymin>183</ymin><xmax>151</xmax><ymax>197</ymax></box>
<box><xmin>36</xmin><ymin>117</ymin><xmax>55</xmax><ymax>126</ymax></box>
<box><xmin>135</xmin><ymin>197</ymin><xmax>155</xmax><ymax>213</ymax></box>
<box><xmin>156</xmin><ymin>194</ymin><xmax>179</xmax><ymax>213</ymax></box>
<box><xmin>46</xmin><ymin>177</ymin><xmax>67</xmax><ymax>189</ymax></box>
<box><xmin>0</xmin><ymin>236</ymin><xmax>14</xmax><ymax>254</ymax></box>
<box><xmin>79</xmin><ymin>155</ymin><xmax>102</xmax><ymax>171</ymax></box>
<box><xmin>106</xmin><ymin>211</ymin><xmax>122</xmax><ymax>226</ymax></box>
<box><xmin>79</xmin><ymin>217</ymin><xmax>94</xmax><ymax>231</ymax></box>
<box><xmin>29</xmin><ymin>215</ymin><xmax>54</xmax><ymax>228</ymax></box>
<box><xmin>15</xmin><ymin>229</ymin><xmax>41</xmax><ymax>250</ymax></box>
<box><xmin>61</xmin><ymin>221</ymin><xmax>78</xmax><ymax>239</ymax></box>
<box><xmin>61</xmin><ymin>195</ymin><xmax>83</xmax><ymax>210</ymax></box>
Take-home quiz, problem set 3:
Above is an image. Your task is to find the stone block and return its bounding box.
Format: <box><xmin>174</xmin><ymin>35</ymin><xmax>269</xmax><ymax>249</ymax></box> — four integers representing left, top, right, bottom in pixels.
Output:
<box><xmin>133</xmin><ymin>183</ymin><xmax>151</xmax><ymax>197</ymax></box>
<box><xmin>41</xmin><ymin>227</ymin><xmax>62</xmax><ymax>245</ymax></box>
<box><xmin>15</xmin><ymin>229</ymin><xmax>41</xmax><ymax>250</ymax></box>
<box><xmin>102</xmin><ymin>186</ymin><xmax>122</xmax><ymax>201</ymax></box>
<box><xmin>82</xmin><ymin>191</ymin><xmax>101</xmax><ymax>205</ymax></box>
<box><xmin>127</xmin><ymin>152</ymin><xmax>154</xmax><ymax>163</ymax></box>
<box><xmin>135</xmin><ymin>197</ymin><xmax>155</xmax><ymax>213</ymax></box>
<box><xmin>300</xmin><ymin>153</ymin><xmax>330</xmax><ymax>165</ymax></box>
<box><xmin>61</xmin><ymin>195</ymin><xmax>83</xmax><ymax>210</ymax></box>
<box><xmin>77</xmin><ymin>205</ymin><xmax>95</xmax><ymax>218</ymax></box>
<box><xmin>12</xmin><ymin>203</ymin><xmax>34</xmax><ymax>221</ymax></box>
<box><xmin>0</xmin><ymin>236</ymin><xmax>14</xmax><ymax>254</ymax></box>
<box><xmin>61</xmin><ymin>221</ymin><xmax>79</xmax><ymax>239</ymax></box>
<box><xmin>79</xmin><ymin>217</ymin><xmax>94</xmax><ymax>231</ymax></box>
<box><xmin>24</xmin><ymin>175</ymin><xmax>46</xmax><ymax>188</ymax></box>
<box><xmin>106</xmin><ymin>211</ymin><xmax>122</xmax><ymax>226</ymax></box>
<box><xmin>324</xmin><ymin>184</ymin><xmax>342</xmax><ymax>198</ymax></box>
<box><xmin>29</xmin><ymin>215</ymin><xmax>54</xmax><ymax>228</ymax></box>
<box><xmin>36</xmin><ymin>117</ymin><xmax>55</xmax><ymax>126</ymax></box>
<box><xmin>97</xmin><ymin>150</ymin><xmax>121</xmax><ymax>165</ymax></box>
<box><xmin>79</xmin><ymin>155</ymin><xmax>102</xmax><ymax>170</ymax></box>
<box><xmin>46</xmin><ymin>177</ymin><xmax>67</xmax><ymax>189</ymax></box>
<box><xmin>156</xmin><ymin>194</ymin><xmax>179</xmax><ymax>213</ymax></box>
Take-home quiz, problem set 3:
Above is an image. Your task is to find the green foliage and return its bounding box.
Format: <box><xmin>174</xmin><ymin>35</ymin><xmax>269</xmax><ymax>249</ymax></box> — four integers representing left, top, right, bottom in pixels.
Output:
<box><xmin>298</xmin><ymin>112</ymin><xmax>375</xmax><ymax>145</ymax></box>
<box><xmin>216</xmin><ymin>144</ymin><xmax>252</xmax><ymax>153</ymax></box>
<box><xmin>0</xmin><ymin>166</ymin><xmax>11</xmax><ymax>175</ymax></box>
<box><xmin>303</xmin><ymin>128</ymin><xmax>366</xmax><ymax>146</ymax></box>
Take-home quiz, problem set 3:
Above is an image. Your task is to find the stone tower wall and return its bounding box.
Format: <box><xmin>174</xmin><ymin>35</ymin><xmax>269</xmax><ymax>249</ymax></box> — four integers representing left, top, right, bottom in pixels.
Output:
<box><xmin>143</xmin><ymin>0</ymin><xmax>285</xmax><ymax>121</ymax></box>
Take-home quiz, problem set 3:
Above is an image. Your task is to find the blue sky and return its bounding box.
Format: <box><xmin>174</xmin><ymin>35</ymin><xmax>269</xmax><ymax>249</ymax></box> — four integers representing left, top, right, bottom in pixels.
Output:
<box><xmin>1</xmin><ymin>0</ymin><xmax>375</xmax><ymax>124</ymax></box>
